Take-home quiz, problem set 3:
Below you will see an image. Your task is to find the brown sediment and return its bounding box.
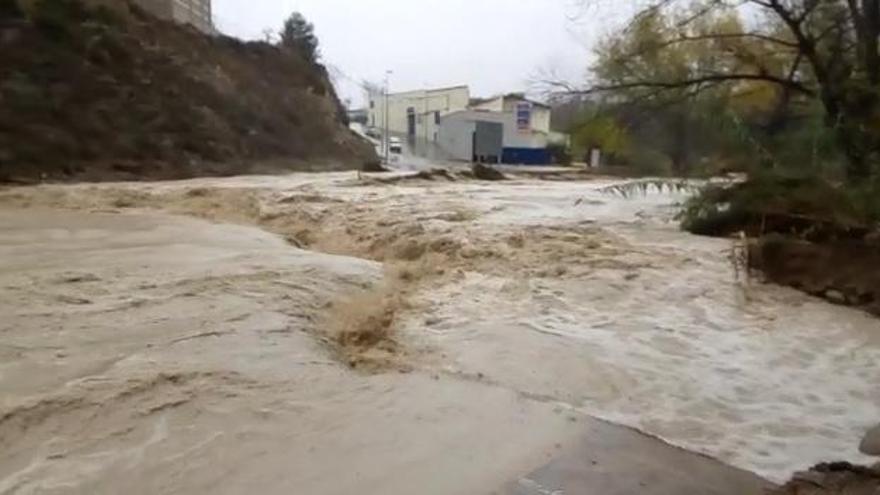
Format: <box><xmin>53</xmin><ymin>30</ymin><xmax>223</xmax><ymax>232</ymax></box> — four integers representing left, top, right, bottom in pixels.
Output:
<box><xmin>0</xmin><ymin>182</ymin><xmax>631</xmax><ymax>371</ymax></box>
<box><xmin>769</xmin><ymin>462</ymin><xmax>880</xmax><ymax>495</ymax></box>
<box><xmin>749</xmin><ymin>236</ymin><xmax>880</xmax><ymax>316</ymax></box>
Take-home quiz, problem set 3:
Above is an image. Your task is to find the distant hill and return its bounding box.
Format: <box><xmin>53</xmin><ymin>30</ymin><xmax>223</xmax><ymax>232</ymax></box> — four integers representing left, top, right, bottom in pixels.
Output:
<box><xmin>0</xmin><ymin>0</ymin><xmax>377</xmax><ymax>182</ymax></box>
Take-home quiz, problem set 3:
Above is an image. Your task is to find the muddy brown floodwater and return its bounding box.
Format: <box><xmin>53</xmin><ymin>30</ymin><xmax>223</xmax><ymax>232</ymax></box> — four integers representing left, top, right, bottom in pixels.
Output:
<box><xmin>0</xmin><ymin>172</ymin><xmax>878</xmax><ymax>494</ymax></box>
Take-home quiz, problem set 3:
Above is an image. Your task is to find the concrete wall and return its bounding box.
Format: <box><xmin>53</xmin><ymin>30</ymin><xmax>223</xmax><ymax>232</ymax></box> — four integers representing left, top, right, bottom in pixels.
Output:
<box><xmin>439</xmin><ymin>109</ymin><xmax>551</xmax><ymax>163</ymax></box>
<box><xmin>474</xmin><ymin>121</ymin><xmax>503</xmax><ymax>162</ymax></box>
<box><xmin>503</xmin><ymin>117</ymin><xmax>547</xmax><ymax>149</ymax></box>
<box><xmin>367</xmin><ymin>86</ymin><xmax>470</xmax><ymax>142</ymax></box>
<box><xmin>437</xmin><ymin>112</ymin><xmax>477</xmax><ymax>161</ymax></box>
<box><xmin>471</xmin><ymin>97</ymin><xmax>504</xmax><ymax>113</ymax></box>
<box><xmin>529</xmin><ymin>106</ymin><xmax>551</xmax><ymax>135</ymax></box>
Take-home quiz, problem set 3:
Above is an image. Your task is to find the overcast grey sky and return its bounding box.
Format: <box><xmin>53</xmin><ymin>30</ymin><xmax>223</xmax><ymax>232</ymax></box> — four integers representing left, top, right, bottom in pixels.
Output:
<box><xmin>213</xmin><ymin>0</ymin><xmax>631</xmax><ymax>106</ymax></box>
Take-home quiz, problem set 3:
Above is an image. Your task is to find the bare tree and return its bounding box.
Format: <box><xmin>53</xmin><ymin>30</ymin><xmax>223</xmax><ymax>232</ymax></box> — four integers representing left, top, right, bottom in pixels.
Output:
<box><xmin>261</xmin><ymin>28</ymin><xmax>278</xmax><ymax>44</ymax></box>
<box><xmin>567</xmin><ymin>0</ymin><xmax>880</xmax><ymax>182</ymax></box>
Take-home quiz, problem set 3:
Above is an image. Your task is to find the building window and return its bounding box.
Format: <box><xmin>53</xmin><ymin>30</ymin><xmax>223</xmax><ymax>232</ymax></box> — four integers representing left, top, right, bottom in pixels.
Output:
<box><xmin>370</xmin><ymin>100</ymin><xmax>374</xmax><ymax>109</ymax></box>
<box><xmin>434</xmin><ymin>111</ymin><xmax>440</xmax><ymax>124</ymax></box>
<box><xmin>406</xmin><ymin>107</ymin><xmax>416</xmax><ymax>136</ymax></box>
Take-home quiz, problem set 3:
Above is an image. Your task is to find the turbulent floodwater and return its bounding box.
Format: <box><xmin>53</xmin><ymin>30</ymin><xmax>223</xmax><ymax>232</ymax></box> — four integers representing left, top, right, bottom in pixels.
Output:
<box><xmin>395</xmin><ymin>181</ymin><xmax>880</xmax><ymax>481</ymax></box>
<box><xmin>0</xmin><ymin>172</ymin><xmax>878</xmax><ymax>492</ymax></box>
<box><xmin>0</xmin><ymin>208</ymin><xmax>580</xmax><ymax>495</ymax></box>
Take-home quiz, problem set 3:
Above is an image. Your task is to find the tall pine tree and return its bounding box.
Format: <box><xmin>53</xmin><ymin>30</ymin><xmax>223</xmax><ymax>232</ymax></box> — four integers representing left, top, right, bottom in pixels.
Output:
<box><xmin>279</xmin><ymin>12</ymin><xmax>319</xmax><ymax>64</ymax></box>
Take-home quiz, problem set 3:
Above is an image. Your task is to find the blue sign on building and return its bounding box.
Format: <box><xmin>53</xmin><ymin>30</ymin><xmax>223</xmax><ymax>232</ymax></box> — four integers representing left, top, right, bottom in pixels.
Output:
<box><xmin>515</xmin><ymin>102</ymin><xmax>531</xmax><ymax>131</ymax></box>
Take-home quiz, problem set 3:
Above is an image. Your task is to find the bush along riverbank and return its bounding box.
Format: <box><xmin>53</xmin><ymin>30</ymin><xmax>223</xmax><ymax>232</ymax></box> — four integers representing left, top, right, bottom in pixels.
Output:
<box><xmin>680</xmin><ymin>174</ymin><xmax>880</xmax><ymax>316</ymax></box>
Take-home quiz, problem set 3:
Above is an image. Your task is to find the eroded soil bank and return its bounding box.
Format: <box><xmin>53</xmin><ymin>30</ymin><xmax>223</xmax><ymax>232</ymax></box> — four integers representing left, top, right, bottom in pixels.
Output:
<box><xmin>682</xmin><ymin>176</ymin><xmax>880</xmax><ymax>316</ymax></box>
<box><xmin>749</xmin><ymin>236</ymin><xmax>880</xmax><ymax>317</ymax></box>
<box><xmin>0</xmin><ymin>1</ymin><xmax>375</xmax><ymax>184</ymax></box>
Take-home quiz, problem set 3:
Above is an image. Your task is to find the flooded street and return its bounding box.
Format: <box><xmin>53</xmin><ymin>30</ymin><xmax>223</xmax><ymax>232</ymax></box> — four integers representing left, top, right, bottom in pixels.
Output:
<box><xmin>1</xmin><ymin>172</ymin><xmax>878</xmax><ymax>493</ymax></box>
<box><xmin>0</xmin><ymin>208</ymin><xmax>581</xmax><ymax>495</ymax></box>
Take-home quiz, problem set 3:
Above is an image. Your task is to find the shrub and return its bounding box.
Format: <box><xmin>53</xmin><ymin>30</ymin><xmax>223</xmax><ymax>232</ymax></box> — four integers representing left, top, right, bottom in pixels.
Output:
<box><xmin>547</xmin><ymin>143</ymin><xmax>572</xmax><ymax>166</ymax></box>
<box><xmin>30</xmin><ymin>0</ymin><xmax>88</xmax><ymax>39</ymax></box>
<box><xmin>679</xmin><ymin>173</ymin><xmax>876</xmax><ymax>239</ymax></box>
<box><xmin>620</xmin><ymin>147</ymin><xmax>671</xmax><ymax>176</ymax></box>
<box><xmin>0</xmin><ymin>0</ymin><xmax>23</xmax><ymax>19</ymax></box>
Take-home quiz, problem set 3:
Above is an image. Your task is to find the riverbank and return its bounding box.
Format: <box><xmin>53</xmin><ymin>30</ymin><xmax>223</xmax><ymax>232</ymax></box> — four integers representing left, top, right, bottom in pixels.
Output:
<box><xmin>749</xmin><ymin>236</ymin><xmax>880</xmax><ymax>317</ymax></box>
<box><xmin>678</xmin><ymin>175</ymin><xmax>880</xmax><ymax>316</ymax></box>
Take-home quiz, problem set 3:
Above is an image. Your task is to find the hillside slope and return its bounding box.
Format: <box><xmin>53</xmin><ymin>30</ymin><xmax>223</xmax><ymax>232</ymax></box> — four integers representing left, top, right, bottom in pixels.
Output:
<box><xmin>0</xmin><ymin>0</ymin><xmax>377</xmax><ymax>182</ymax></box>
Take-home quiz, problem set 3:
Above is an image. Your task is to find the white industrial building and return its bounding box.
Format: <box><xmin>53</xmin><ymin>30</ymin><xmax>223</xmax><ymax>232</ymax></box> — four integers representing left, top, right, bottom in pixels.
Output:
<box><xmin>366</xmin><ymin>85</ymin><xmax>470</xmax><ymax>143</ymax></box>
<box><xmin>439</xmin><ymin>94</ymin><xmax>553</xmax><ymax>164</ymax></box>
<box><xmin>438</xmin><ymin>111</ymin><xmax>506</xmax><ymax>164</ymax></box>
<box><xmin>366</xmin><ymin>86</ymin><xmax>556</xmax><ymax>164</ymax></box>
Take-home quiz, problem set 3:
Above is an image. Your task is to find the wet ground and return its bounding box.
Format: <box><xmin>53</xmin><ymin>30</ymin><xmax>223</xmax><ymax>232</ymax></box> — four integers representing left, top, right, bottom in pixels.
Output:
<box><xmin>1</xmin><ymin>171</ymin><xmax>878</xmax><ymax>494</ymax></box>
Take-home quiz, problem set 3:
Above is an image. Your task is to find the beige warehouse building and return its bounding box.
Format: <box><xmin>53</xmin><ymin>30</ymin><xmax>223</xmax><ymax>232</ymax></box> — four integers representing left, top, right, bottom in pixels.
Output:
<box><xmin>135</xmin><ymin>0</ymin><xmax>213</xmax><ymax>34</ymax></box>
<box><xmin>366</xmin><ymin>85</ymin><xmax>471</xmax><ymax>143</ymax></box>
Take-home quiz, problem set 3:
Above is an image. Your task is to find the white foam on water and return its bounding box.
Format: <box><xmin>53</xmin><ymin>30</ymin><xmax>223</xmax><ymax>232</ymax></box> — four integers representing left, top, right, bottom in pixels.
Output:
<box><xmin>408</xmin><ymin>180</ymin><xmax>880</xmax><ymax>483</ymax></box>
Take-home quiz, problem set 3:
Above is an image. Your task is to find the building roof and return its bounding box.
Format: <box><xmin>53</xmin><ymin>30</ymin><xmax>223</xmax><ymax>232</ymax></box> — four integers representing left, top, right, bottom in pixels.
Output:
<box><xmin>503</xmin><ymin>93</ymin><xmax>551</xmax><ymax>109</ymax></box>
<box><xmin>470</xmin><ymin>93</ymin><xmax>551</xmax><ymax>109</ymax></box>
<box><xmin>469</xmin><ymin>97</ymin><xmax>494</xmax><ymax>107</ymax></box>
<box><xmin>382</xmin><ymin>85</ymin><xmax>470</xmax><ymax>98</ymax></box>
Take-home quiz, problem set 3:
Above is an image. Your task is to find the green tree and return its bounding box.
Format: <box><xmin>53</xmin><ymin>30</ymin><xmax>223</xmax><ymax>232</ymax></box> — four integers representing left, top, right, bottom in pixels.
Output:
<box><xmin>581</xmin><ymin>6</ymin><xmax>769</xmax><ymax>175</ymax></box>
<box><xmin>280</xmin><ymin>12</ymin><xmax>319</xmax><ymax>64</ymax></box>
<box><xmin>574</xmin><ymin>0</ymin><xmax>880</xmax><ymax>184</ymax></box>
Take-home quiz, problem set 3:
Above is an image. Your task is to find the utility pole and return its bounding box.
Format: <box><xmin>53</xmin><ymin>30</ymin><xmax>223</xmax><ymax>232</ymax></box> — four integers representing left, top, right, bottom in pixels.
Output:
<box><xmin>424</xmin><ymin>94</ymin><xmax>430</xmax><ymax>153</ymax></box>
<box><xmin>383</xmin><ymin>70</ymin><xmax>392</xmax><ymax>165</ymax></box>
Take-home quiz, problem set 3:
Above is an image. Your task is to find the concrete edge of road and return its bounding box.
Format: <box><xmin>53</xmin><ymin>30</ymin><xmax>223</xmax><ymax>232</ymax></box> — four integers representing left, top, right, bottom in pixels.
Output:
<box><xmin>506</xmin><ymin>416</ymin><xmax>775</xmax><ymax>495</ymax></box>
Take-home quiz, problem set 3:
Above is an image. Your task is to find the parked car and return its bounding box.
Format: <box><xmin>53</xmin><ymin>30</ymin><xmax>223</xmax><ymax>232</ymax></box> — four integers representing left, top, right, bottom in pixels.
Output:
<box><xmin>389</xmin><ymin>137</ymin><xmax>403</xmax><ymax>154</ymax></box>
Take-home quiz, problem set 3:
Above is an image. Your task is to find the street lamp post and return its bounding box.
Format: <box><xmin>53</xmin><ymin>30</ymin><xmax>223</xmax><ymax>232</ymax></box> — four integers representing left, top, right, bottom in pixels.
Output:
<box><xmin>383</xmin><ymin>70</ymin><xmax>392</xmax><ymax>165</ymax></box>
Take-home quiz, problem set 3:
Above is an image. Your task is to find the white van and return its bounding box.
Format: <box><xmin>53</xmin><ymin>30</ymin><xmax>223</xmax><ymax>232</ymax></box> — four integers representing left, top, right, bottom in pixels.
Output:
<box><xmin>389</xmin><ymin>137</ymin><xmax>403</xmax><ymax>154</ymax></box>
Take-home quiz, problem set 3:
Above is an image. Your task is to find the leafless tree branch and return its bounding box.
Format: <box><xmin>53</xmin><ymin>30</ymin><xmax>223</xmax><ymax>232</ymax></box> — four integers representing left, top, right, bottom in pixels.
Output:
<box><xmin>579</xmin><ymin>73</ymin><xmax>814</xmax><ymax>96</ymax></box>
<box><xmin>659</xmin><ymin>32</ymin><xmax>800</xmax><ymax>49</ymax></box>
